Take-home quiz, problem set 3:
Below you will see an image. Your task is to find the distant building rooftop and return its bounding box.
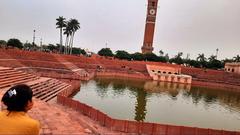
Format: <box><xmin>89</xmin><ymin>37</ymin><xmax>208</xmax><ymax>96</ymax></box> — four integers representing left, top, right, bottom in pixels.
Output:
<box><xmin>225</xmin><ymin>62</ymin><xmax>240</xmax><ymax>74</ymax></box>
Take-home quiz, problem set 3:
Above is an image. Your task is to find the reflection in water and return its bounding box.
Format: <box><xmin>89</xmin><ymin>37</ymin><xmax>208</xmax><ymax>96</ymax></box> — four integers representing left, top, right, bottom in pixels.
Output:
<box><xmin>134</xmin><ymin>88</ymin><xmax>147</xmax><ymax>121</ymax></box>
<box><xmin>74</xmin><ymin>77</ymin><xmax>240</xmax><ymax>131</ymax></box>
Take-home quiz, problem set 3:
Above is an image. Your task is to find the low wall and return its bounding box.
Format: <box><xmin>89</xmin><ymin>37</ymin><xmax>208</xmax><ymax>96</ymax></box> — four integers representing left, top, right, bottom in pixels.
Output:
<box><xmin>192</xmin><ymin>80</ymin><xmax>240</xmax><ymax>92</ymax></box>
<box><xmin>57</xmin><ymin>86</ymin><xmax>240</xmax><ymax>135</ymax></box>
<box><xmin>96</xmin><ymin>71</ymin><xmax>151</xmax><ymax>80</ymax></box>
<box><xmin>16</xmin><ymin>67</ymin><xmax>93</xmax><ymax>81</ymax></box>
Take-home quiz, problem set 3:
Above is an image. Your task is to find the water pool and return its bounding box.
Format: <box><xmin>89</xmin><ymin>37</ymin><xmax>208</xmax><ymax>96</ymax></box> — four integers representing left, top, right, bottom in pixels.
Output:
<box><xmin>73</xmin><ymin>77</ymin><xmax>240</xmax><ymax>131</ymax></box>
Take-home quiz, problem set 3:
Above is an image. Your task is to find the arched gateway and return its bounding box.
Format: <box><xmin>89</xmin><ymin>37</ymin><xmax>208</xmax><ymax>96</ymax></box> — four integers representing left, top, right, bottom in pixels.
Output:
<box><xmin>141</xmin><ymin>0</ymin><xmax>159</xmax><ymax>54</ymax></box>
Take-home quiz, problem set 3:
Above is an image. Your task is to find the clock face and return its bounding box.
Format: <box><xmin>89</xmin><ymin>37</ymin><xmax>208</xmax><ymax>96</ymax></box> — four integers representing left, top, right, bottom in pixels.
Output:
<box><xmin>149</xmin><ymin>9</ymin><xmax>156</xmax><ymax>15</ymax></box>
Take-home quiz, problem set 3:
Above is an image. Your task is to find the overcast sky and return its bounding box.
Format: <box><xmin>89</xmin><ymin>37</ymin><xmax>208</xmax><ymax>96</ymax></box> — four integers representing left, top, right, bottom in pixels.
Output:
<box><xmin>0</xmin><ymin>0</ymin><xmax>239</xmax><ymax>59</ymax></box>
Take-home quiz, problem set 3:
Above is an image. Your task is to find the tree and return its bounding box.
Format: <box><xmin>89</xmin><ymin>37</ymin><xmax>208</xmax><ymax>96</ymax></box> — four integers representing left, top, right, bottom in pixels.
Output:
<box><xmin>56</xmin><ymin>16</ymin><xmax>66</xmax><ymax>53</ymax></box>
<box><xmin>63</xmin><ymin>21</ymin><xmax>72</xmax><ymax>54</ymax></box>
<box><xmin>98</xmin><ymin>48</ymin><xmax>114</xmax><ymax>57</ymax></box>
<box><xmin>197</xmin><ymin>53</ymin><xmax>207</xmax><ymax>68</ymax></box>
<box><xmin>233</xmin><ymin>55</ymin><xmax>240</xmax><ymax>62</ymax></box>
<box><xmin>222</xmin><ymin>58</ymin><xmax>234</xmax><ymax>64</ymax></box>
<box><xmin>207</xmin><ymin>55</ymin><xmax>223</xmax><ymax>69</ymax></box>
<box><xmin>0</xmin><ymin>40</ymin><xmax>7</xmax><ymax>45</ymax></box>
<box><xmin>157</xmin><ymin>56</ymin><xmax>168</xmax><ymax>63</ymax></box>
<box><xmin>208</xmin><ymin>55</ymin><xmax>217</xmax><ymax>62</ymax></box>
<box><xmin>185</xmin><ymin>59</ymin><xmax>201</xmax><ymax>68</ymax></box>
<box><xmin>23</xmin><ymin>42</ymin><xmax>36</xmax><ymax>50</ymax></box>
<box><xmin>143</xmin><ymin>53</ymin><xmax>159</xmax><ymax>62</ymax></box>
<box><xmin>164</xmin><ymin>53</ymin><xmax>169</xmax><ymax>62</ymax></box>
<box><xmin>169</xmin><ymin>52</ymin><xmax>184</xmax><ymax>64</ymax></box>
<box><xmin>47</xmin><ymin>44</ymin><xmax>58</xmax><ymax>51</ymax></box>
<box><xmin>115</xmin><ymin>50</ymin><xmax>131</xmax><ymax>60</ymax></box>
<box><xmin>68</xmin><ymin>19</ymin><xmax>80</xmax><ymax>55</ymax></box>
<box><xmin>131</xmin><ymin>52</ymin><xmax>144</xmax><ymax>61</ymax></box>
<box><xmin>72</xmin><ymin>47</ymin><xmax>86</xmax><ymax>55</ymax></box>
<box><xmin>159</xmin><ymin>50</ymin><xmax>164</xmax><ymax>56</ymax></box>
<box><xmin>7</xmin><ymin>38</ymin><xmax>23</xmax><ymax>49</ymax></box>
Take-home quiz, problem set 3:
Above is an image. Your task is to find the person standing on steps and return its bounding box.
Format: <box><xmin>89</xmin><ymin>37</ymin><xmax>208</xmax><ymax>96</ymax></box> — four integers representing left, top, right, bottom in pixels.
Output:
<box><xmin>0</xmin><ymin>84</ymin><xmax>40</xmax><ymax>135</ymax></box>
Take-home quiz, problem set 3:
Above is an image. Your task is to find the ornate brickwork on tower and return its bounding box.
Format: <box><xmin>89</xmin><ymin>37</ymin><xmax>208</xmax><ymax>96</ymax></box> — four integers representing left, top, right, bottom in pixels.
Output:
<box><xmin>142</xmin><ymin>0</ymin><xmax>159</xmax><ymax>54</ymax></box>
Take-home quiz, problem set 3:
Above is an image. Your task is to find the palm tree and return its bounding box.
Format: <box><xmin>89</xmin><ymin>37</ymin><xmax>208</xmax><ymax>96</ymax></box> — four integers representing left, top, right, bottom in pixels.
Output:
<box><xmin>197</xmin><ymin>53</ymin><xmax>206</xmax><ymax>62</ymax></box>
<box><xmin>233</xmin><ymin>55</ymin><xmax>240</xmax><ymax>62</ymax></box>
<box><xmin>197</xmin><ymin>53</ymin><xmax>207</xmax><ymax>68</ymax></box>
<box><xmin>208</xmin><ymin>55</ymin><xmax>217</xmax><ymax>62</ymax></box>
<box><xmin>56</xmin><ymin>16</ymin><xmax>66</xmax><ymax>53</ymax></box>
<box><xmin>63</xmin><ymin>21</ymin><xmax>72</xmax><ymax>54</ymax></box>
<box><xmin>68</xmin><ymin>19</ymin><xmax>80</xmax><ymax>55</ymax></box>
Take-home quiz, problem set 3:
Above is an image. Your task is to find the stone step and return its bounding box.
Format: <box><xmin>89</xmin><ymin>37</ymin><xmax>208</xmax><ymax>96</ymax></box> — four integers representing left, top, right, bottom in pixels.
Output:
<box><xmin>30</xmin><ymin>79</ymin><xmax>52</xmax><ymax>90</ymax></box>
<box><xmin>33</xmin><ymin>80</ymin><xmax>59</xmax><ymax>97</ymax></box>
<box><xmin>0</xmin><ymin>73</ymin><xmax>33</xmax><ymax>82</ymax></box>
<box><xmin>0</xmin><ymin>70</ymin><xmax>25</xmax><ymax>77</ymax></box>
<box><xmin>0</xmin><ymin>74</ymin><xmax>38</xmax><ymax>85</ymax></box>
<box><xmin>0</xmin><ymin>67</ymin><xmax>14</xmax><ymax>72</ymax></box>
<box><xmin>40</xmin><ymin>83</ymin><xmax>69</xmax><ymax>101</ymax></box>
<box><xmin>31</xmin><ymin>79</ymin><xmax>57</xmax><ymax>93</ymax></box>
<box><xmin>43</xmin><ymin>85</ymin><xmax>71</xmax><ymax>102</ymax></box>
<box><xmin>0</xmin><ymin>76</ymin><xmax>39</xmax><ymax>89</ymax></box>
<box><xmin>0</xmin><ymin>72</ymin><xmax>29</xmax><ymax>79</ymax></box>
<box><xmin>34</xmin><ymin>81</ymin><xmax>63</xmax><ymax>99</ymax></box>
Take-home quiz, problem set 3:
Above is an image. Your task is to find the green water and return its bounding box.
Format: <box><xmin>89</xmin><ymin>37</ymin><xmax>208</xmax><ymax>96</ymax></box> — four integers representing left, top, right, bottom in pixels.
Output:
<box><xmin>73</xmin><ymin>77</ymin><xmax>240</xmax><ymax>131</ymax></box>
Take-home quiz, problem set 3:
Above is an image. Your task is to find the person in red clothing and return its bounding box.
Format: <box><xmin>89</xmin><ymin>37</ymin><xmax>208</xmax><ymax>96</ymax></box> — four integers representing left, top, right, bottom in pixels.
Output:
<box><xmin>0</xmin><ymin>84</ymin><xmax>40</xmax><ymax>135</ymax></box>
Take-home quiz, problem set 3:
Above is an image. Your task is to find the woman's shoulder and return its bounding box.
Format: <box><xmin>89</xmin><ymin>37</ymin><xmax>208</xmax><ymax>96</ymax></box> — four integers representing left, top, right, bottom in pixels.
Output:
<box><xmin>23</xmin><ymin>115</ymin><xmax>40</xmax><ymax>134</ymax></box>
<box><xmin>24</xmin><ymin>115</ymin><xmax>40</xmax><ymax>126</ymax></box>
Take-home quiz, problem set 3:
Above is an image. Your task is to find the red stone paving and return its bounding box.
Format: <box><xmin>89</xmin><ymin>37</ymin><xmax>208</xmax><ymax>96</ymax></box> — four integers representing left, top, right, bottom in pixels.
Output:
<box><xmin>1</xmin><ymin>88</ymin><xmax>125</xmax><ymax>135</ymax></box>
<box><xmin>0</xmin><ymin>92</ymin><xmax>86</xmax><ymax>135</ymax></box>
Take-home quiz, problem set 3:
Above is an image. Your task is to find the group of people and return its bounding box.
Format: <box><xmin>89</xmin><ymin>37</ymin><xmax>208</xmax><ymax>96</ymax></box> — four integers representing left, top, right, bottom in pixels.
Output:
<box><xmin>0</xmin><ymin>84</ymin><xmax>40</xmax><ymax>135</ymax></box>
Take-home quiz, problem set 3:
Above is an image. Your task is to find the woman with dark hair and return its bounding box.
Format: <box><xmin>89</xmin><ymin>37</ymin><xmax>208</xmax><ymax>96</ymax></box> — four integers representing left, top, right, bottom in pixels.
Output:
<box><xmin>0</xmin><ymin>84</ymin><xmax>40</xmax><ymax>135</ymax></box>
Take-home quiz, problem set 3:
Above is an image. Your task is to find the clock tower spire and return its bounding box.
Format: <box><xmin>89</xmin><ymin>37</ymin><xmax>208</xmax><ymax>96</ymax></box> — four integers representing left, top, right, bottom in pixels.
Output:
<box><xmin>141</xmin><ymin>0</ymin><xmax>159</xmax><ymax>54</ymax></box>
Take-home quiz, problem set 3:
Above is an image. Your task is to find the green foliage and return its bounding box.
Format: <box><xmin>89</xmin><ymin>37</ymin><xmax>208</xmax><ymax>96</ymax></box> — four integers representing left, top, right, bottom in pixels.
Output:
<box><xmin>223</xmin><ymin>58</ymin><xmax>234</xmax><ymax>64</ymax></box>
<box><xmin>206</xmin><ymin>55</ymin><xmax>223</xmax><ymax>69</ymax></box>
<box><xmin>184</xmin><ymin>59</ymin><xmax>201</xmax><ymax>68</ymax></box>
<box><xmin>56</xmin><ymin>16</ymin><xmax>66</xmax><ymax>29</ymax></box>
<box><xmin>115</xmin><ymin>50</ymin><xmax>131</xmax><ymax>60</ymax></box>
<box><xmin>169</xmin><ymin>52</ymin><xmax>184</xmax><ymax>64</ymax></box>
<box><xmin>7</xmin><ymin>38</ymin><xmax>23</xmax><ymax>49</ymax></box>
<box><xmin>157</xmin><ymin>56</ymin><xmax>168</xmax><ymax>63</ymax></box>
<box><xmin>98</xmin><ymin>48</ymin><xmax>114</xmax><ymax>57</ymax></box>
<box><xmin>233</xmin><ymin>55</ymin><xmax>240</xmax><ymax>62</ymax></box>
<box><xmin>72</xmin><ymin>47</ymin><xmax>86</xmax><ymax>55</ymax></box>
<box><xmin>0</xmin><ymin>40</ymin><xmax>7</xmax><ymax>45</ymax></box>
<box><xmin>159</xmin><ymin>50</ymin><xmax>164</xmax><ymax>56</ymax></box>
<box><xmin>207</xmin><ymin>59</ymin><xmax>223</xmax><ymax>69</ymax></box>
<box><xmin>23</xmin><ymin>43</ymin><xmax>32</xmax><ymax>48</ymax></box>
<box><xmin>196</xmin><ymin>53</ymin><xmax>207</xmax><ymax>68</ymax></box>
<box><xmin>143</xmin><ymin>53</ymin><xmax>159</xmax><ymax>62</ymax></box>
<box><xmin>48</xmin><ymin>44</ymin><xmax>58</xmax><ymax>51</ymax></box>
<box><xmin>131</xmin><ymin>52</ymin><xmax>144</xmax><ymax>61</ymax></box>
<box><xmin>23</xmin><ymin>43</ymin><xmax>38</xmax><ymax>50</ymax></box>
<box><xmin>62</xmin><ymin>17</ymin><xmax>81</xmax><ymax>54</ymax></box>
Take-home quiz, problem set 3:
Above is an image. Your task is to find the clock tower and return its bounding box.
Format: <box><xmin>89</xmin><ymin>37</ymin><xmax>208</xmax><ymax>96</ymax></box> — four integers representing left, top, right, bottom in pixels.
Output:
<box><xmin>141</xmin><ymin>0</ymin><xmax>159</xmax><ymax>54</ymax></box>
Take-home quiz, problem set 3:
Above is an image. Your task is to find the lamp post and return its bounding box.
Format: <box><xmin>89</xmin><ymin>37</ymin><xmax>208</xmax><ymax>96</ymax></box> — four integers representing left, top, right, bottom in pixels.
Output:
<box><xmin>216</xmin><ymin>48</ymin><xmax>219</xmax><ymax>59</ymax></box>
<box><xmin>40</xmin><ymin>38</ymin><xmax>42</xmax><ymax>51</ymax></box>
<box><xmin>105</xmin><ymin>42</ymin><xmax>108</xmax><ymax>48</ymax></box>
<box><xmin>32</xmin><ymin>30</ymin><xmax>36</xmax><ymax>46</ymax></box>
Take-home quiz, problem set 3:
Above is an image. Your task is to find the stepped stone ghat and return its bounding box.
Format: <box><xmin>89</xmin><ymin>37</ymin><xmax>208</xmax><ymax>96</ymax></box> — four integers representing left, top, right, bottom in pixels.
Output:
<box><xmin>0</xmin><ymin>48</ymin><xmax>240</xmax><ymax>134</ymax></box>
